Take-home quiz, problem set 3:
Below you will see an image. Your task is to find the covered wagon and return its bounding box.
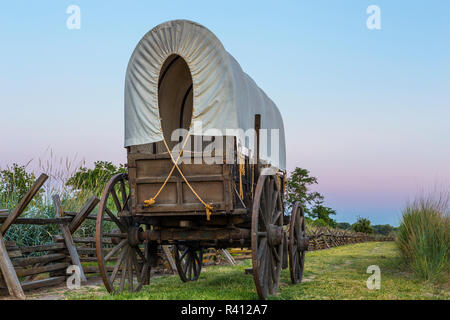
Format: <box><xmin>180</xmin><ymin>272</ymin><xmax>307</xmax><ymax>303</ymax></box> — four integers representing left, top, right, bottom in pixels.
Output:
<box><xmin>95</xmin><ymin>19</ymin><xmax>308</xmax><ymax>299</ymax></box>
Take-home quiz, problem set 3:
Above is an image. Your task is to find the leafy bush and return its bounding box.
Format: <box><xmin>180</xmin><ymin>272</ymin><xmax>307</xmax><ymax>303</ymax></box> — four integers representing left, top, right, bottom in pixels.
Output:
<box><xmin>336</xmin><ymin>222</ymin><xmax>351</xmax><ymax>230</ymax></box>
<box><xmin>396</xmin><ymin>193</ymin><xmax>449</xmax><ymax>281</ymax></box>
<box><xmin>67</xmin><ymin>161</ymin><xmax>126</xmax><ymax>198</ymax></box>
<box><xmin>372</xmin><ymin>224</ymin><xmax>397</xmax><ymax>236</ymax></box>
<box><xmin>0</xmin><ymin>160</ymin><xmax>126</xmax><ymax>245</ymax></box>
<box><xmin>0</xmin><ymin>163</ymin><xmax>43</xmax><ymax>210</ymax></box>
<box><xmin>310</xmin><ymin>205</ymin><xmax>337</xmax><ymax>227</ymax></box>
<box><xmin>0</xmin><ymin>163</ymin><xmax>58</xmax><ymax>248</ymax></box>
<box><xmin>351</xmin><ymin>216</ymin><xmax>373</xmax><ymax>234</ymax></box>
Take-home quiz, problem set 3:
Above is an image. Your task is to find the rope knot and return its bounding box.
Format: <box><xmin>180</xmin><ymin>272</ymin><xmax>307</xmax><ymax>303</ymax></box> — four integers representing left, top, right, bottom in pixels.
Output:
<box><xmin>144</xmin><ymin>198</ymin><xmax>156</xmax><ymax>207</ymax></box>
<box><xmin>205</xmin><ymin>204</ymin><xmax>214</xmax><ymax>221</ymax></box>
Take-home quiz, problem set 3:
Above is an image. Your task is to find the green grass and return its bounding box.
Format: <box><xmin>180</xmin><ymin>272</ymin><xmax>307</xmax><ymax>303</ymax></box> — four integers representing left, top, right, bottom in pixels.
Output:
<box><xmin>65</xmin><ymin>242</ymin><xmax>449</xmax><ymax>300</ymax></box>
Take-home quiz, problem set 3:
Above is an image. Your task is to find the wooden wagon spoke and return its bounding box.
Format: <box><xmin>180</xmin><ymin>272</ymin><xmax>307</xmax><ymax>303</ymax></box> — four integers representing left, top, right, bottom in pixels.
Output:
<box><xmin>110</xmin><ymin>246</ymin><xmax>128</xmax><ymax>284</ymax></box>
<box><xmin>105</xmin><ymin>207</ymin><xmax>126</xmax><ymax>231</ymax></box>
<box><xmin>265</xmin><ymin>249</ymin><xmax>273</xmax><ymax>293</ymax></box>
<box><xmin>180</xmin><ymin>248</ymin><xmax>189</xmax><ymax>261</ymax></box>
<box><xmin>272</xmin><ymin>210</ymin><xmax>282</xmax><ymax>224</ymax></box>
<box><xmin>131</xmin><ymin>247</ymin><xmax>142</xmax><ymax>283</ymax></box>
<box><xmin>110</xmin><ymin>188</ymin><xmax>122</xmax><ymax>212</ymax></box>
<box><xmin>123</xmin><ymin>195</ymin><xmax>130</xmax><ymax>211</ymax></box>
<box><xmin>257</xmin><ymin>238</ymin><xmax>267</xmax><ymax>260</ymax></box>
<box><xmin>193</xmin><ymin>252</ymin><xmax>200</xmax><ymax>269</ymax></box>
<box><xmin>182</xmin><ymin>254</ymin><xmax>190</xmax><ymax>275</ymax></box>
<box><xmin>259</xmin><ymin>207</ymin><xmax>268</xmax><ymax>230</ymax></box>
<box><xmin>133</xmin><ymin>246</ymin><xmax>146</xmax><ymax>262</ymax></box>
<box><xmin>119</xmin><ymin>254</ymin><xmax>128</xmax><ymax>293</ymax></box>
<box><xmin>105</xmin><ymin>239</ymin><xmax>127</xmax><ymax>262</ymax></box>
<box><xmin>269</xmin><ymin>188</ymin><xmax>278</xmax><ymax>217</ymax></box>
<box><xmin>187</xmin><ymin>256</ymin><xmax>193</xmax><ymax>280</ymax></box>
<box><xmin>119</xmin><ymin>180</ymin><xmax>127</xmax><ymax>208</ymax></box>
<box><xmin>271</xmin><ymin>245</ymin><xmax>280</xmax><ymax>263</ymax></box>
<box><xmin>127</xmin><ymin>252</ymin><xmax>134</xmax><ymax>292</ymax></box>
<box><xmin>139</xmin><ymin>262</ymin><xmax>150</xmax><ymax>289</ymax></box>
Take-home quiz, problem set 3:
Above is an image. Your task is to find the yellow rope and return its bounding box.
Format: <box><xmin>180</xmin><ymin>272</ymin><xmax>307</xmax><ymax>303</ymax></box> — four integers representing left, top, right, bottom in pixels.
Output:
<box><xmin>238</xmin><ymin>152</ymin><xmax>245</xmax><ymax>199</ymax></box>
<box><xmin>161</xmin><ymin>137</ymin><xmax>214</xmax><ymax>220</ymax></box>
<box><xmin>276</xmin><ymin>173</ymin><xmax>282</xmax><ymax>191</ymax></box>
<box><xmin>284</xmin><ymin>174</ymin><xmax>289</xmax><ymax>200</ymax></box>
<box><xmin>144</xmin><ymin>129</ymin><xmax>214</xmax><ymax>220</ymax></box>
<box><xmin>143</xmin><ymin>131</ymin><xmax>192</xmax><ymax>207</ymax></box>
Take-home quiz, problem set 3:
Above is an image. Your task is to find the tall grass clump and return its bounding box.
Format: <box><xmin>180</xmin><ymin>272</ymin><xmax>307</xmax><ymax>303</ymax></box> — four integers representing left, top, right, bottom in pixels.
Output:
<box><xmin>397</xmin><ymin>192</ymin><xmax>449</xmax><ymax>281</ymax></box>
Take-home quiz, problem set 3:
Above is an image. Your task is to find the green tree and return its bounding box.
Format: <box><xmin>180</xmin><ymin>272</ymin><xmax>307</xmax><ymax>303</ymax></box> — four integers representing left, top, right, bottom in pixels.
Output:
<box><xmin>351</xmin><ymin>216</ymin><xmax>373</xmax><ymax>234</ymax></box>
<box><xmin>336</xmin><ymin>222</ymin><xmax>351</xmax><ymax>230</ymax></box>
<box><xmin>0</xmin><ymin>163</ymin><xmax>42</xmax><ymax>208</ymax></box>
<box><xmin>67</xmin><ymin>161</ymin><xmax>126</xmax><ymax>197</ymax></box>
<box><xmin>310</xmin><ymin>204</ymin><xmax>337</xmax><ymax>227</ymax></box>
<box><xmin>286</xmin><ymin>167</ymin><xmax>324</xmax><ymax>216</ymax></box>
<box><xmin>372</xmin><ymin>224</ymin><xmax>396</xmax><ymax>235</ymax></box>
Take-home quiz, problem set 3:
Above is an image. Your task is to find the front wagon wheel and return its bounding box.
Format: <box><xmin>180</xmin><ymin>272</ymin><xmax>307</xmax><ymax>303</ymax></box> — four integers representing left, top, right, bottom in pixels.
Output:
<box><xmin>173</xmin><ymin>243</ymin><xmax>203</xmax><ymax>282</ymax></box>
<box><xmin>289</xmin><ymin>202</ymin><xmax>308</xmax><ymax>284</ymax></box>
<box><xmin>96</xmin><ymin>173</ymin><xmax>151</xmax><ymax>294</ymax></box>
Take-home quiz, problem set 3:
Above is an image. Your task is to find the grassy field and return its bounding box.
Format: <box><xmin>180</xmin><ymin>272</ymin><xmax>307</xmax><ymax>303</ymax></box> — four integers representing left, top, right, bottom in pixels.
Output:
<box><xmin>65</xmin><ymin>242</ymin><xmax>449</xmax><ymax>300</ymax></box>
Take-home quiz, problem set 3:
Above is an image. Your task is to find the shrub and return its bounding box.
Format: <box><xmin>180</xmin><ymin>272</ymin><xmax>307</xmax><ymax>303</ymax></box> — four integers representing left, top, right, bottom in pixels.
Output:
<box><xmin>0</xmin><ymin>163</ymin><xmax>43</xmax><ymax>210</ymax></box>
<box><xmin>66</xmin><ymin>161</ymin><xmax>126</xmax><ymax>199</ymax></box>
<box><xmin>351</xmin><ymin>216</ymin><xmax>373</xmax><ymax>234</ymax></box>
<box><xmin>396</xmin><ymin>193</ymin><xmax>449</xmax><ymax>281</ymax></box>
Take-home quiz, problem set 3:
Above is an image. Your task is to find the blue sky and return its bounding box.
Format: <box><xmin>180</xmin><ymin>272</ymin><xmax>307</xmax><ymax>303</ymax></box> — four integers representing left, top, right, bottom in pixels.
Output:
<box><xmin>0</xmin><ymin>1</ymin><xmax>449</xmax><ymax>226</ymax></box>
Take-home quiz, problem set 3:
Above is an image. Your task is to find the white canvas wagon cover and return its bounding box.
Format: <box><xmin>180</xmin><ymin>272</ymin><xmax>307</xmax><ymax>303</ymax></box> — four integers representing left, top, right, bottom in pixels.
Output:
<box><xmin>125</xmin><ymin>20</ymin><xmax>286</xmax><ymax>170</ymax></box>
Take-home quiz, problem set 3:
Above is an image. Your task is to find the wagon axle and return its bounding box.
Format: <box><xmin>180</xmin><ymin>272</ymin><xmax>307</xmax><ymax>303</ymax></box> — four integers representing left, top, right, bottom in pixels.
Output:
<box><xmin>127</xmin><ymin>226</ymin><xmax>252</xmax><ymax>245</ymax></box>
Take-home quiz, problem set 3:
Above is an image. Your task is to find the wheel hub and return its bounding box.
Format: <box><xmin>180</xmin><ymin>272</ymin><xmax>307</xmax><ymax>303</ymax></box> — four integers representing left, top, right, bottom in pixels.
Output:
<box><xmin>299</xmin><ymin>237</ymin><xmax>309</xmax><ymax>251</ymax></box>
<box><xmin>128</xmin><ymin>226</ymin><xmax>142</xmax><ymax>247</ymax></box>
<box><xmin>110</xmin><ymin>229</ymin><xmax>123</xmax><ymax>245</ymax></box>
<box><xmin>267</xmin><ymin>224</ymin><xmax>284</xmax><ymax>247</ymax></box>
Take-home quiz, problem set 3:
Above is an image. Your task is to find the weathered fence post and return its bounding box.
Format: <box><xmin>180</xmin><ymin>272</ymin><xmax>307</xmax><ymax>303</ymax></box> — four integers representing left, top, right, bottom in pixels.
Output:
<box><xmin>161</xmin><ymin>245</ymin><xmax>177</xmax><ymax>273</ymax></box>
<box><xmin>0</xmin><ymin>233</ymin><xmax>25</xmax><ymax>299</ymax></box>
<box><xmin>52</xmin><ymin>195</ymin><xmax>87</xmax><ymax>283</ymax></box>
<box><xmin>219</xmin><ymin>249</ymin><xmax>236</xmax><ymax>266</ymax></box>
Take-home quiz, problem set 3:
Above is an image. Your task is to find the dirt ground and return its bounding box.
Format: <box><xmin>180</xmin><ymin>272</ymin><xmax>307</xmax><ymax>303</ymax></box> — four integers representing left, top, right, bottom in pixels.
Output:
<box><xmin>0</xmin><ymin>276</ymin><xmax>105</xmax><ymax>300</ymax></box>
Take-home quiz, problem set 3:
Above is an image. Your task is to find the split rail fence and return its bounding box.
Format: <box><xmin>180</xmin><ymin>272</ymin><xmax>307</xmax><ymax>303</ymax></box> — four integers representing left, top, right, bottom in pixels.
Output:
<box><xmin>0</xmin><ymin>173</ymin><xmax>394</xmax><ymax>299</ymax></box>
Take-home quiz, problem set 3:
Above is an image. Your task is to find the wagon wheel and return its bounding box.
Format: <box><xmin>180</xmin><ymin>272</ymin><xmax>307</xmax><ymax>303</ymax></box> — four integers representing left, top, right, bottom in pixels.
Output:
<box><xmin>173</xmin><ymin>243</ymin><xmax>203</xmax><ymax>282</ymax></box>
<box><xmin>96</xmin><ymin>173</ymin><xmax>151</xmax><ymax>294</ymax></box>
<box><xmin>289</xmin><ymin>202</ymin><xmax>308</xmax><ymax>284</ymax></box>
<box><xmin>251</xmin><ymin>174</ymin><xmax>284</xmax><ymax>299</ymax></box>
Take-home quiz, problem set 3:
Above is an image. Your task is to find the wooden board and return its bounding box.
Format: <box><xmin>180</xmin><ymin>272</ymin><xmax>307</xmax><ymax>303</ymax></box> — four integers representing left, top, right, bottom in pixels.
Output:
<box><xmin>0</xmin><ymin>233</ymin><xmax>25</xmax><ymax>299</ymax></box>
<box><xmin>68</xmin><ymin>196</ymin><xmax>100</xmax><ymax>233</ymax></box>
<box><xmin>53</xmin><ymin>195</ymin><xmax>87</xmax><ymax>283</ymax></box>
<box><xmin>0</xmin><ymin>174</ymin><xmax>48</xmax><ymax>234</ymax></box>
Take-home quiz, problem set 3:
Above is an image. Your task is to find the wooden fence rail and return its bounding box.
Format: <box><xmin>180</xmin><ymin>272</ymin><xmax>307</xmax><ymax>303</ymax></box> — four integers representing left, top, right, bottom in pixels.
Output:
<box><xmin>206</xmin><ymin>227</ymin><xmax>394</xmax><ymax>263</ymax></box>
<box><xmin>0</xmin><ymin>173</ymin><xmax>395</xmax><ymax>299</ymax></box>
<box><xmin>0</xmin><ymin>174</ymin><xmax>100</xmax><ymax>299</ymax></box>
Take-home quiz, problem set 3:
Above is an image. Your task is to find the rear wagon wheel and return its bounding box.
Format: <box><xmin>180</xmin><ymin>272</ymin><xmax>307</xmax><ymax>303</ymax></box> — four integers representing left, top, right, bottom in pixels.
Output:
<box><xmin>251</xmin><ymin>174</ymin><xmax>284</xmax><ymax>299</ymax></box>
<box><xmin>96</xmin><ymin>173</ymin><xmax>150</xmax><ymax>294</ymax></box>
